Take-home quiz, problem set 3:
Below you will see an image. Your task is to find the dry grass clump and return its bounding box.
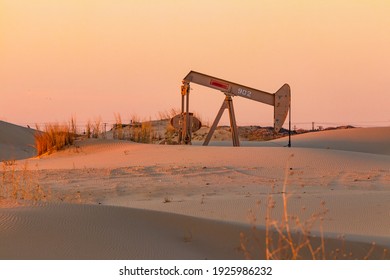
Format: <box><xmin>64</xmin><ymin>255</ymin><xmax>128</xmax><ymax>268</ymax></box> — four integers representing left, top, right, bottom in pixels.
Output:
<box><xmin>34</xmin><ymin>118</ymin><xmax>77</xmax><ymax>156</ymax></box>
<box><xmin>0</xmin><ymin>161</ymin><xmax>50</xmax><ymax>202</ymax></box>
<box><xmin>132</xmin><ymin>121</ymin><xmax>154</xmax><ymax>143</ymax></box>
<box><xmin>262</xmin><ymin>195</ymin><xmax>328</xmax><ymax>260</ymax></box>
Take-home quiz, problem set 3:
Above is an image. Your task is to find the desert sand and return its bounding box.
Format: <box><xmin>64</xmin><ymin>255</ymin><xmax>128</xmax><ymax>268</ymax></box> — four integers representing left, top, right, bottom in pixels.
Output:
<box><xmin>0</xmin><ymin>121</ymin><xmax>389</xmax><ymax>259</ymax></box>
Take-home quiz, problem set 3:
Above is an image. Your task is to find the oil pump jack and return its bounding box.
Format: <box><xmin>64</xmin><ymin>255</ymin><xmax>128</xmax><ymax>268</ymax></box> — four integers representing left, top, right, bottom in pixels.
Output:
<box><xmin>171</xmin><ymin>71</ymin><xmax>291</xmax><ymax>147</ymax></box>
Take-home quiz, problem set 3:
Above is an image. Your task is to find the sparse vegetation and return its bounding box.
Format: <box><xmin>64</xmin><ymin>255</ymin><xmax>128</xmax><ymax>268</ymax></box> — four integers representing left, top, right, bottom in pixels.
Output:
<box><xmin>240</xmin><ymin>154</ymin><xmax>329</xmax><ymax>260</ymax></box>
<box><xmin>86</xmin><ymin>120</ymin><xmax>92</xmax><ymax>138</ymax></box>
<box><xmin>114</xmin><ymin>113</ymin><xmax>124</xmax><ymax>140</ymax></box>
<box><xmin>239</xmin><ymin>154</ymin><xmax>388</xmax><ymax>260</ymax></box>
<box><xmin>157</xmin><ymin>108</ymin><xmax>180</xmax><ymax>121</ymax></box>
<box><xmin>264</xmin><ymin>155</ymin><xmax>329</xmax><ymax>260</ymax></box>
<box><xmin>92</xmin><ymin>116</ymin><xmax>102</xmax><ymax>138</ymax></box>
<box><xmin>69</xmin><ymin>116</ymin><xmax>77</xmax><ymax>136</ymax></box>
<box><xmin>0</xmin><ymin>161</ymin><xmax>50</xmax><ymax>202</ymax></box>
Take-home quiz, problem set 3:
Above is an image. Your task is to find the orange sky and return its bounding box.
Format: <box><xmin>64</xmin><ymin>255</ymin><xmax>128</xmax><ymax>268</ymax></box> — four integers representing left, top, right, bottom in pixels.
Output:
<box><xmin>1</xmin><ymin>0</ymin><xmax>389</xmax><ymax>129</ymax></box>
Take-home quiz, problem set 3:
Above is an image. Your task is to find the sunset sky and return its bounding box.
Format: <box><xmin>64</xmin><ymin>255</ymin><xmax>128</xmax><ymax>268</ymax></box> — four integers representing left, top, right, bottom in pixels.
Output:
<box><xmin>1</xmin><ymin>0</ymin><xmax>389</xmax><ymax>129</ymax></box>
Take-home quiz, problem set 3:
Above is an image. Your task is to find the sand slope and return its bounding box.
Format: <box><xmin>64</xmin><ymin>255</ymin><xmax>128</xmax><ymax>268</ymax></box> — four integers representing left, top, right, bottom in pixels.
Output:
<box><xmin>0</xmin><ymin>121</ymin><xmax>36</xmax><ymax>161</ymax></box>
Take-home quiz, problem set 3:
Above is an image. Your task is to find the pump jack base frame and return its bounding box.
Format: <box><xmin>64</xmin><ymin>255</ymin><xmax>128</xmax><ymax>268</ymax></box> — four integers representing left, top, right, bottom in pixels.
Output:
<box><xmin>203</xmin><ymin>95</ymin><xmax>240</xmax><ymax>147</ymax></box>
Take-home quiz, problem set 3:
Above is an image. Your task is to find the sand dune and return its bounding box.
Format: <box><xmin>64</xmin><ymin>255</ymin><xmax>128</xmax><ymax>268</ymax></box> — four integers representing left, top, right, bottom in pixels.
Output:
<box><xmin>0</xmin><ymin>124</ymin><xmax>389</xmax><ymax>259</ymax></box>
<box><xmin>0</xmin><ymin>203</ymin><xmax>248</xmax><ymax>259</ymax></box>
<box><xmin>0</xmin><ymin>121</ymin><xmax>36</xmax><ymax>161</ymax></box>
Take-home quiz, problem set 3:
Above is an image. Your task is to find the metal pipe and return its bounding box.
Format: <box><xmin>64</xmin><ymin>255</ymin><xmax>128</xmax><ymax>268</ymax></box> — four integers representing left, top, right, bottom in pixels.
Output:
<box><xmin>288</xmin><ymin>102</ymin><xmax>291</xmax><ymax>147</ymax></box>
<box><xmin>185</xmin><ymin>86</ymin><xmax>191</xmax><ymax>144</ymax></box>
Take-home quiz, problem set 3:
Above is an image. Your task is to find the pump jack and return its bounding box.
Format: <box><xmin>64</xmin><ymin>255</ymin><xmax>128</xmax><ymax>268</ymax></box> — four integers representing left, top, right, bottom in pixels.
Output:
<box><xmin>176</xmin><ymin>71</ymin><xmax>291</xmax><ymax>147</ymax></box>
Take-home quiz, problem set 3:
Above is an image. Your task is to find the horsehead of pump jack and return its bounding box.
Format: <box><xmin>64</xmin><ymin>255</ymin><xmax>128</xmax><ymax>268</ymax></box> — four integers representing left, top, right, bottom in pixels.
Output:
<box><xmin>174</xmin><ymin>70</ymin><xmax>291</xmax><ymax>147</ymax></box>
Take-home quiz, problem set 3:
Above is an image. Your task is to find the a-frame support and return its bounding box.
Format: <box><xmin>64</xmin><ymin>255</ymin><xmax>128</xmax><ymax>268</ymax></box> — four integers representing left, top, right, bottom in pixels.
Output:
<box><xmin>203</xmin><ymin>95</ymin><xmax>240</xmax><ymax>146</ymax></box>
